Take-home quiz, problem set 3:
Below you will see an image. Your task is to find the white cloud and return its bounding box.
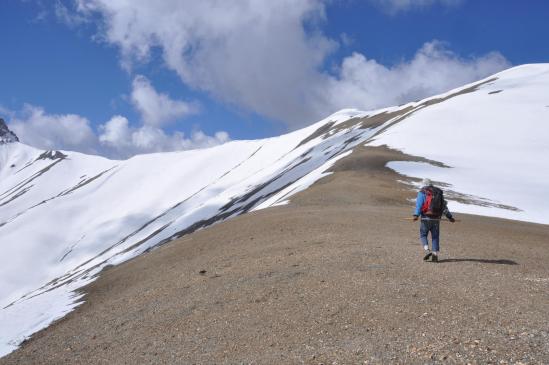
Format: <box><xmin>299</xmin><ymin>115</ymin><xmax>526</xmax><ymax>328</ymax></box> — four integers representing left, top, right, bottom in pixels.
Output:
<box><xmin>98</xmin><ymin>115</ymin><xmax>229</xmax><ymax>158</ymax></box>
<box><xmin>4</xmin><ymin>73</ymin><xmax>225</xmax><ymax>158</ymax></box>
<box><xmin>131</xmin><ymin>75</ymin><xmax>198</xmax><ymax>126</ymax></box>
<box><xmin>98</xmin><ymin>114</ymin><xmax>131</xmax><ymax>147</ymax></box>
<box><xmin>325</xmin><ymin>40</ymin><xmax>510</xmax><ymax>111</ymax></box>
<box><xmin>74</xmin><ymin>0</ymin><xmax>335</xmax><ymax>125</ymax></box>
<box><xmin>54</xmin><ymin>0</ymin><xmax>89</xmax><ymax>27</ymax></box>
<box><xmin>5</xmin><ymin>106</ymin><xmax>229</xmax><ymax>159</ymax></box>
<box><xmin>369</xmin><ymin>0</ymin><xmax>464</xmax><ymax>14</ymax></box>
<box><xmin>68</xmin><ymin>0</ymin><xmax>510</xmax><ymax>128</ymax></box>
<box><xmin>9</xmin><ymin>104</ymin><xmax>99</xmax><ymax>154</ymax></box>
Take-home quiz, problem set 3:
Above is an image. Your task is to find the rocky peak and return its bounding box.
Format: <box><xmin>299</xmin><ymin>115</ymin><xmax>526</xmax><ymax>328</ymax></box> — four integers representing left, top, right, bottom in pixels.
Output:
<box><xmin>0</xmin><ymin>118</ymin><xmax>19</xmax><ymax>144</ymax></box>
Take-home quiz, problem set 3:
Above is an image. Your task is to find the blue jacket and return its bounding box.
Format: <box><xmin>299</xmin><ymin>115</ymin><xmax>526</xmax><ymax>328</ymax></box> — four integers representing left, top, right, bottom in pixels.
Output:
<box><xmin>414</xmin><ymin>187</ymin><xmax>453</xmax><ymax>219</ymax></box>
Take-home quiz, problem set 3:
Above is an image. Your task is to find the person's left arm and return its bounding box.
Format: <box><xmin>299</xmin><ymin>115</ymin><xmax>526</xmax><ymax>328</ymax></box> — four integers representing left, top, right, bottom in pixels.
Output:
<box><xmin>443</xmin><ymin>199</ymin><xmax>455</xmax><ymax>222</ymax></box>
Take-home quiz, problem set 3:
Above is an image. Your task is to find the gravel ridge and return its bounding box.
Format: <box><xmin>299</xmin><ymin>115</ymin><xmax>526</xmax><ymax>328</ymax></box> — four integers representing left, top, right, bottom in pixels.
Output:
<box><xmin>2</xmin><ymin>146</ymin><xmax>548</xmax><ymax>364</ymax></box>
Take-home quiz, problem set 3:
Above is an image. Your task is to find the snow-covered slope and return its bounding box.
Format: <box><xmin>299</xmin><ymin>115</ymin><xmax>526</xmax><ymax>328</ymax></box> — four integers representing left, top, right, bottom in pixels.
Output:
<box><xmin>369</xmin><ymin>64</ymin><xmax>549</xmax><ymax>223</ymax></box>
<box><xmin>0</xmin><ymin>110</ymin><xmax>373</xmax><ymax>356</ymax></box>
<box><xmin>1</xmin><ymin>64</ymin><xmax>548</xmax><ymax>356</ymax></box>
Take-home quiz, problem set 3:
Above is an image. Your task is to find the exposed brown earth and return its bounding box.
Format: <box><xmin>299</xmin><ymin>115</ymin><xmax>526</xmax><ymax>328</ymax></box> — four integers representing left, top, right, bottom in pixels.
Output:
<box><xmin>2</xmin><ymin>146</ymin><xmax>549</xmax><ymax>364</ymax></box>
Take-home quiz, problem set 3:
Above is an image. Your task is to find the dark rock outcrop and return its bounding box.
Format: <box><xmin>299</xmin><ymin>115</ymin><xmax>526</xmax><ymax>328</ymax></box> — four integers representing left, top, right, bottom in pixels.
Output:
<box><xmin>0</xmin><ymin>118</ymin><xmax>19</xmax><ymax>144</ymax></box>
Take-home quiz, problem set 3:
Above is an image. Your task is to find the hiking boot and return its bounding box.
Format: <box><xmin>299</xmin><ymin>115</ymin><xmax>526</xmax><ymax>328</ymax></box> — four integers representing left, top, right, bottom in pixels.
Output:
<box><xmin>423</xmin><ymin>252</ymin><xmax>432</xmax><ymax>261</ymax></box>
<box><xmin>432</xmin><ymin>255</ymin><xmax>438</xmax><ymax>263</ymax></box>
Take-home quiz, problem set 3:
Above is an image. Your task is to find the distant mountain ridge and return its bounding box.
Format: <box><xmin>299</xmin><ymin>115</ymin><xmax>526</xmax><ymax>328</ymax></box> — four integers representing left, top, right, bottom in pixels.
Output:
<box><xmin>1</xmin><ymin>64</ymin><xmax>549</xmax><ymax>357</ymax></box>
<box><xmin>0</xmin><ymin>119</ymin><xmax>18</xmax><ymax>144</ymax></box>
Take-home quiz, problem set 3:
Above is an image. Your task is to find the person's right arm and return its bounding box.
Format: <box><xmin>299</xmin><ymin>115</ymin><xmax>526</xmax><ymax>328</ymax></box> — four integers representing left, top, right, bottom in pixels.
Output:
<box><xmin>414</xmin><ymin>191</ymin><xmax>424</xmax><ymax>219</ymax></box>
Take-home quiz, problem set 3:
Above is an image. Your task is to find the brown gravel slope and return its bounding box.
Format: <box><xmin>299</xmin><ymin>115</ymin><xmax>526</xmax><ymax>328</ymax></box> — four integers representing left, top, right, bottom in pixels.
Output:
<box><xmin>3</xmin><ymin>146</ymin><xmax>549</xmax><ymax>364</ymax></box>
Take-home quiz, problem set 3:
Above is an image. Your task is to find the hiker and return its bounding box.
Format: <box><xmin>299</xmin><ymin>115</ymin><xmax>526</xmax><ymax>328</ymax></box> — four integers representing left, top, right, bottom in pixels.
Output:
<box><xmin>413</xmin><ymin>178</ymin><xmax>455</xmax><ymax>262</ymax></box>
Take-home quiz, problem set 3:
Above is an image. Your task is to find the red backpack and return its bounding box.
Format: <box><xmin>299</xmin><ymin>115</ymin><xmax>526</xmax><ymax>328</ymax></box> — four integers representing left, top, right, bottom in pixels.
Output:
<box><xmin>421</xmin><ymin>186</ymin><xmax>444</xmax><ymax>218</ymax></box>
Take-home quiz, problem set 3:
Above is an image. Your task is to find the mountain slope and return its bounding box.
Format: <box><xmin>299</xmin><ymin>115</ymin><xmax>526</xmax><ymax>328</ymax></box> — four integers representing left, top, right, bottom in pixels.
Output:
<box><xmin>1</xmin><ymin>64</ymin><xmax>549</xmax><ymax>357</ymax></box>
<box><xmin>370</xmin><ymin>64</ymin><xmax>549</xmax><ymax>223</ymax></box>
<box><xmin>2</xmin><ymin>146</ymin><xmax>548</xmax><ymax>364</ymax></box>
<box><xmin>0</xmin><ymin>109</ymin><xmax>373</xmax><ymax>356</ymax></box>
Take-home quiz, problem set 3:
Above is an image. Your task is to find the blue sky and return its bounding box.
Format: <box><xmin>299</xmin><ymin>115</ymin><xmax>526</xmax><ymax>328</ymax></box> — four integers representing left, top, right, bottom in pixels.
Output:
<box><xmin>1</xmin><ymin>0</ymin><xmax>548</xmax><ymax>158</ymax></box>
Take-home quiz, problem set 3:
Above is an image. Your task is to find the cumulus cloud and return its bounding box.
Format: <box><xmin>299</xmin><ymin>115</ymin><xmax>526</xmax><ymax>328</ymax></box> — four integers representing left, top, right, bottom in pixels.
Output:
<box><xmin>8</xmin><ymin>104</ymin><xmax>99</xmax><ymax>154</ymax></box>
<box><xmin>98</xmin><ymin>115</ymin><xmax>229</xmax><ymax>158</ymax></box>
<box><xmin>98</xmin><ymin>115</ymin><xmax>131</xmax><ymax>147</ymax></box>
<box><xmin>5</xmin><ymin>106</ymin><xmax>229</xmax><ymax>159</ymax></box>
<box><xmin>4</xmin><ymin>72</ymin><xmax>226</xmax><ymax>158</ymax></box>
<box><xmin>325</xmin><ymin>40</ymin><xmax>510</xmax><ymax>111</ymax></box>
<box><xmin>73</xmin><ymin>0</ymin><xmax>335</xmax><ymax>125</ymax></box>
<box><xmin>68</xmin><ymin>0</ymin><xmax>509</xmax><ymax>128</ymax></box>
<box><xmin>131</xmin><ymin>75</ymin><xmax>198</xmax><ymax>126</ymax></box>
<box><xmin>369</xmin><ymin>0</ymin><xmax>464</xmax><ymax>14</ymax></box>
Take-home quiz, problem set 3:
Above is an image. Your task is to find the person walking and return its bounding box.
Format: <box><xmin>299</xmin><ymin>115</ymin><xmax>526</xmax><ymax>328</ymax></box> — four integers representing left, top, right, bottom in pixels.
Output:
<box><xmin>413</xmin><ymin>178</ymin><xmax>455</xmax><ymax>262</ymax></box>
